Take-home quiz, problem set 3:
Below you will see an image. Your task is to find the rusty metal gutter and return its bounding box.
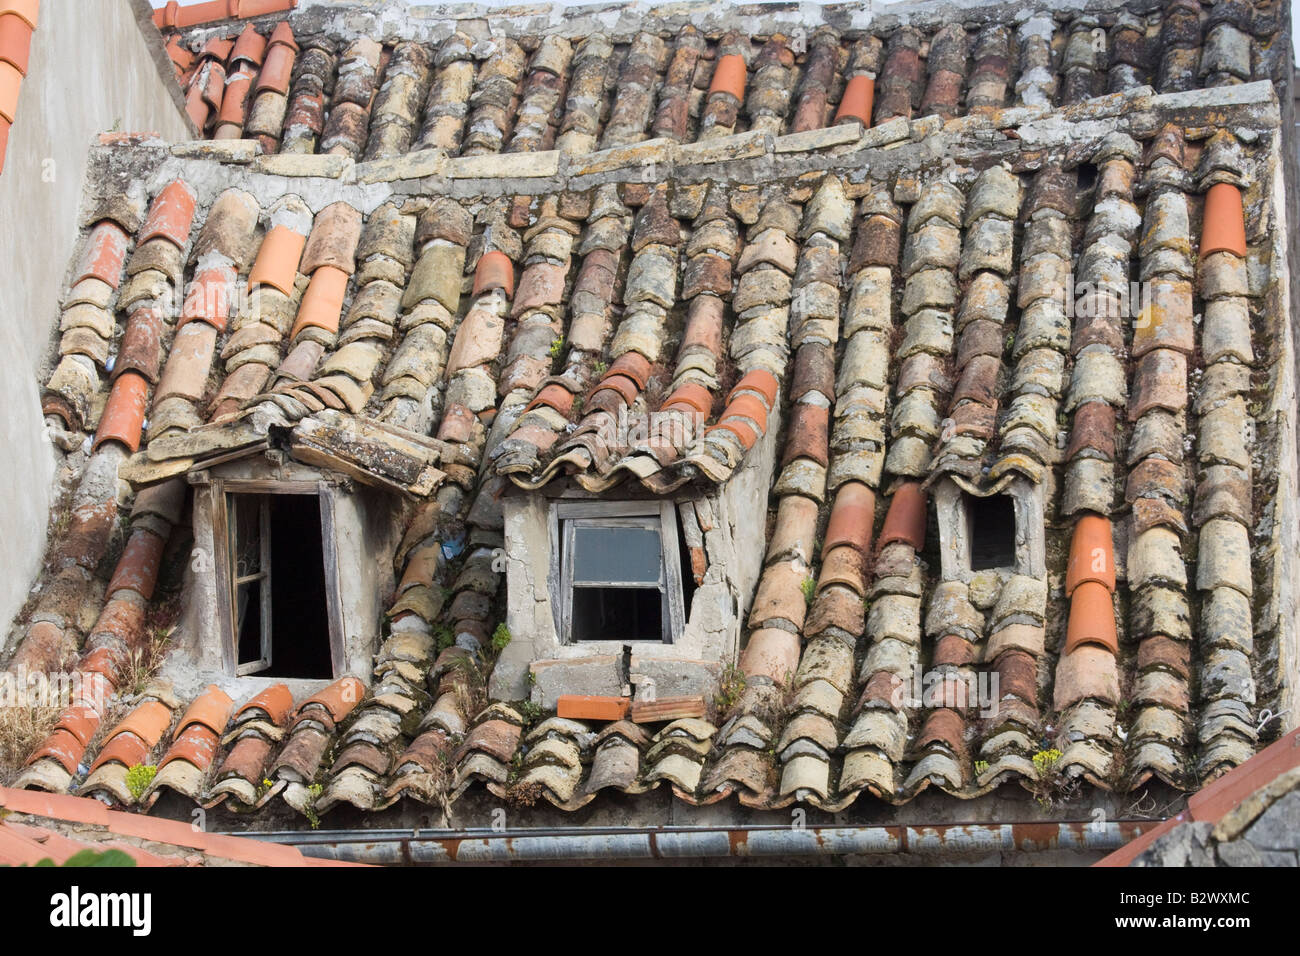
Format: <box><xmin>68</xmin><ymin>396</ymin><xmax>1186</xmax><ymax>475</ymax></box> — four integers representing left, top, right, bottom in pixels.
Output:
<box><xmin>219</xmin><ymin>819</ymin><xmax>1161</xmax><ymax>864</ymax></box>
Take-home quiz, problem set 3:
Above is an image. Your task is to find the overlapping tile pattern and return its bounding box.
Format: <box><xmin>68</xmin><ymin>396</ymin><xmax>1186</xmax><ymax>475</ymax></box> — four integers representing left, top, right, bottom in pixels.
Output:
<box><xmin>4</xmin><ymin>0</ymin><xmax>1293</xmax><ymax>825</ymax></box>
<box><xmin>159</xmin><ymin>0</ymin><xmax>1285</xmax><ymax>160</ymax></box>
<box><xmin>0</xmin><ymin>0</ymin><xmax>38</xmax><ymax>173</ymax></box>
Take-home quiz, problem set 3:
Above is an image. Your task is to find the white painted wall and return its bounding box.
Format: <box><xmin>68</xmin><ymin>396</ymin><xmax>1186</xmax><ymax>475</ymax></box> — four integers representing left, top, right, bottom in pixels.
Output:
<box><xmin>0</xmin><ymin>0</ymin><xmax>189</xmax><ymax>635</ymax></box>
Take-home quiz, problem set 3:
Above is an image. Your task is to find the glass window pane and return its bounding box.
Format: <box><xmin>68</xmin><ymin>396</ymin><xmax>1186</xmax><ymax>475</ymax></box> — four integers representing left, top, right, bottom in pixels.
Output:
<box><xmin>571</xmin><ymin>525</ymin><xmax>661</xmax><ymax>584</ymax></box>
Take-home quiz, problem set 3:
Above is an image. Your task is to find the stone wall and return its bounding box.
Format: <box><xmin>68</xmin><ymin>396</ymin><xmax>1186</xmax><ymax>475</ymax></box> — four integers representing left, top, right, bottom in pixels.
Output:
<box><xmin>1133</xmin><ymin>768</ymin><xmax>1300</xmax><ymax>866</ymax></box>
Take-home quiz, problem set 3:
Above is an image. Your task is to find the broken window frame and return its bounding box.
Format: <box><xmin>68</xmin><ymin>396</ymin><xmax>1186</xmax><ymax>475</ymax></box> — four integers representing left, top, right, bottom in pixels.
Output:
<box><xmin>550</xmin><ymin>500</ymin><xmax>686</xmax><ymax>645</ymax></box>
<box><xmin>210</xmin><ymin>477</ymin><xmax>347</xmax><ymax>678</ymax></box>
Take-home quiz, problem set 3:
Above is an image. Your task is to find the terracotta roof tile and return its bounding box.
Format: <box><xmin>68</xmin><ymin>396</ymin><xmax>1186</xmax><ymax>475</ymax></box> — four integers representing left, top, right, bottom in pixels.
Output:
<box><xmin>235</xmin><ymin>684</ymin><xmax>294</xmax><ymax>726</ymax></box>
<box><xmin>71</xmin><ymin>221</ymin><xmax>129</xmax><ymax>289</ymax></box>
<box><xmin>176</xmin><ymin>685</ymin><xmax>234</xmax><ymax>737</ymax></box>
<box><xmin>877</xmin><ymin>482</ymin><xmax>927</xmax><ymax>551</ymax></box>
<box><xmin>247</xmin><ymin>223</ymin><xmax>305</xmax><ymax>294</ymax></box>
<box><xmin>296</xmin><ymin>676</ymin><xmax>365</xmax><ymax>724</ymax></box>
<box><xmin>157</xmin><ymin>724</ymin><xmax>221</xmax><ymax>772</ymax></box>
<box><xmin>823</xmin><ymin>481</ymin><xmax>876</xmax><ymax>556</ymax></box>
<box><xmin>1065</xmin><ymin>514</ymin><xmax>1115</xmax><ymax>595</ymax></box>
<box><xmin>1200</xmin><ymin>182</ymin><xmax>1247</xmax><ymax>258</ymax></box>
<box><xmin>230</xmin><ymin>22</ymin><xmax>267</xmax><ymax>66</ymax></box>
<box><xmin>557</xmin><ymin>695</ymin><xmax>630</xmax><ymax>722</ymax></box>
<box><xmin>88</xmin><ymin>731</ymin><xmax>150</xmax><ymax>774</ymax></box>
<box><xmin>92</xmin><ymin>371</ymin><xmax>149</xmax><ymax>453</ymax></box>
<box><xmin>0</xmin><ymin>12</ymin><xmax>32</xmax><ymax>76</ymax></box>
<box><xmin>290</xmin><ymin>264</ymin><xmax>349</xmax><ymax>339</ymax></box>
<box><xmin>0</xmin><ymin>57</ymin><xmax>18</xmax><ymax>125</ymax></box>
<box><xmin>1064</xmin><ymin>580</ymin><xmax>1119</xmax><ymax>655</ymax></box>
<box><xmin>25</xmin><ymin>729</ymin><xmax>82</xmax><ymax>775</ymax></box>
<box><xmin>106</xmin><ymin>528</ymin><xmax>166</xmax><ymax>600</ymax></box>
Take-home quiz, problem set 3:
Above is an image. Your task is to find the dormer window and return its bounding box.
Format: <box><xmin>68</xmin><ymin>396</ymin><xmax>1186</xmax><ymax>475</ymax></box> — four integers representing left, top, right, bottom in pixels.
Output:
<box><xmin>933</xmin><ymin>478</ymin><xmax>1046</xmax><ymax>581</ymax></box>
<box><xmin>214</xmin><ymin>482</ymin><xmax>341</xmax><ymax>679</ymax></box>
<box><xmin>554</xmin><ymin>501</ymin><xmax>686</xmax><ymax>644</ymax></box>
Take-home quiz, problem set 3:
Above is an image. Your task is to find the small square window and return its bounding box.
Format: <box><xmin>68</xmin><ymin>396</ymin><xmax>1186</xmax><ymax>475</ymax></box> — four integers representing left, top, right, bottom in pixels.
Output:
<box><xmin>967</xmin><ymin>493</ymin><xmax>1018</xmax><ymax>571</ymax></box>
<box><xmin>555</xmin><ymin>502</ymin><xmax>686</xmax><ymax>644</ymax></box>
<box><xmin>216</xmin><ymin>486</ymin><xmax>339</xmax><ymax>678</ymax></box>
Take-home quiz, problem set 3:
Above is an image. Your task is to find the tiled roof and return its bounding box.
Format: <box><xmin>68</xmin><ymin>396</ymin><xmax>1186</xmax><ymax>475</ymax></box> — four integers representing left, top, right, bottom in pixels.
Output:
<box><xmin>5</xmin><ymin>0</ymin><xmax>1296</xmax><ymax>826</ymax></box>
<box><xmin>0</xmin><ymin>0</ymin><xmax>39</xmax><ymax>174</ymax></box>
<box><xmin>0</xmin><ymin>786</ymin><xmax>362</xmax><ymax>865</ymax></box>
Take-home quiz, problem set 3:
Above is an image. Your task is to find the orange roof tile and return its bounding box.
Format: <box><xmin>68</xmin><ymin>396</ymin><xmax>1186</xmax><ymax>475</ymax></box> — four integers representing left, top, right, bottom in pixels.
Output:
<box><xmin>155</xmin><ymin>319</ymin><xmax>218</xmax><ymax>405</ymax></box>
<box><xmin>0</xmin><ymin>786</ymin><xmax>364</xmax><ymax>867</ymax></box>
<box><xmin>0</xmin><ymin>1</ymin><xmax>38</xmax><ymax>29</ymax></box>
<box><xmin>158</xmin><ymin>723</ymin><xmax>221</xmax><ymax>772</ymax></box>
<box><xmin>140</xmin><ymin>179</ymin><xmax>198</xmax><ymax>249</ymax></box>
<box><xmin>1064</xmin><ymin>580</ymin><xmax>1118</xmax><ymax>655</ymax></box>
<box><xmin>71</xmin><ymin>221</ymin><xmax>129</xmax><ymax>288</ymax></box>
<box><xmin>877</xmin><ymin>482</ymin><xmax>927</xmax><ymax>551</ymax></box>
<box><xmin>1065</xmin><ymin>513</ymin><xmax>1115</xmax><ymax>596</ymax></box>
<box><xmin>290</xmin><ymin>264</ymin><xmax>349</xmax><ymax>339</ymax></box>
<box><xmin>25</xmin><ymin>728</ymin><xmax>83</xmax><ymax>775</ymax></box>
<box><xmin>297</xmin><ymin>676</ymin><xmax>365</xmax><ymax>724</ymax></box>
<box><xmin>92</xmin><ymin>370</ymin><xmax>149</xmax><ymax>453</ymax></box>
<box><xmin>557</xmin><ymin>695</ymin><xmax>631</xmax><ymax>721</ymax></box>
<box><xmin>0</xmin><ymin>13</ymin><xmax>33</xmax><ymax>75</ymax></box>
<box><xmin>176</xmin><ymin>684</ymin><xmax>234</xmax><ymax>737</ymax></box>
<box><xmin>255</xmin><ymin>24</ymin><xmax>296</xmax><ymax>94</ymax></box>
<box><xmin>708</xmin><ymin>53</ymin><xmax>747</xmax><ymax>101</ymax></box>
<box><xmin>105</xmin><ymin>527</ymin><xmax>166</xmax><ymax>600</ymax></box>
<box><xmin>728</xmin><ymin>368</ymin><xmax>779</xmax><ymax>410</ymax></box>
<box><xmin>834</xmin><ymin>74</ymin><xmax>874</xmax><ymax>126</ymax></box>
<box><xmin>235</xmin><ymin>683</ymin><xmax>294</xmax><ymax>726</ymax></box>
<box><xmin>823</xmin><ymin>481</ymin><xmax>876</xmax><ymax>556</ymax></box>
<box><xmin>53</xmin><ymin>705</ymin><xmax>100</xmax><ymax>748</ymax></box>
<box><xmin>154</xmin><ymin>0</ymin><xmax>299</xmax><ymax>30</ymax></box>
<box><xmin>247</xmin><ymin>223</ymin><xmax>306</xmax><ymax>295</ymax></box>
<box><xmin>180</xmin><ymin>263</ymin><xmax>236</xmax><ymax>330</ymax></box>
<box><xmin>105</xmin><ymin>699</ymin><xmax>173</xmax><ymax>749</ymax></box>
<box><xmin>473</xmin><ymin>249</ymin><xmax>515</xmax><ymax>297</ymax></box>
<box><xmin>721</xmin><ymin>392</ymin><xmax>769</xmax><ymax>431</ymax></box>
<box><xmin>661</xmin><ymin>383</ymin><xmax>713</xmax><ymax>416</ymax></box>
<box><xmin>88</xmin><ymin>730</ymin><xmax>150</xmax><ymax>773</ymax></box>
<box><xmin>229</xmin><ymin>22</ymin><xmax>267</xmax><ymax>66</ymax></box>
<box><xmin>1201</xmin><ymin>182</ymin><xmax>1247</xmax><ymax>258</ymax></box>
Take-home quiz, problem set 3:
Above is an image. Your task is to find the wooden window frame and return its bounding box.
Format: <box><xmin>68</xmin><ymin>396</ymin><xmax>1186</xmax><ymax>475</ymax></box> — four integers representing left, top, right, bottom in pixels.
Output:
<box><xmin>211</xmin><ymin>478</ymin><xmax>346</xmax><ymax>678</ymax></box>
<box><xmin>550</xmin><ymin>500</ymin><xmax>686</xmax><ymax>645</ymax></box>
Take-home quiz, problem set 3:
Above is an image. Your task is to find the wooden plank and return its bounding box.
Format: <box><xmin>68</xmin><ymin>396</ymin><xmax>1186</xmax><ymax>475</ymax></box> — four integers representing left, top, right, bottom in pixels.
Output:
<box><xmin>218</xmin><ymin>478</ymin><xmax>321</xmax><ymax>495</ymax></box>
<box><xmin>210</xmin><ymin>480</ymin><xmax>236</xmax><ymax>677</ymax></box>
<box><xmin>659</xmin><ymin>499</ymin><xmax>685</xmax><ymax>643</ymax></box>
<box><xmin>554</xmin><ymin>500</ymin><xmax>661</xmax><ymax>519</ymax></box>
<box><xmin>629</xmin><ymin>696</ymin><xmax>706</xmax><ymax>723</ymax></box>
<box><xmin>319</xmin><ymin>486</ymin><xmax>347</xmax><ymax>679</ymax></box>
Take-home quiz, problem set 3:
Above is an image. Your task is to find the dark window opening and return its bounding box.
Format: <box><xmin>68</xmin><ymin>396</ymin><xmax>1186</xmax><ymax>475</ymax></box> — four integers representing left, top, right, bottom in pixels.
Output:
<box><xmin>228</xmin><ymin>492</ymin><xmax>333</xmax><ymax>679</ymax></box>
<box><xmin>1076</xmin><ymin>161</ymin><xmax>1098</xmax><ymax>193</ymax></box>
<box><xmin>968</xmin><ymin>493</ymin><xmax>1018</xmax><ymax>570</ymax></box>
<box><xmin>571</xmin><ymin>586</ymin><xmax>662</xmax><ymax>642</ymax></box>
